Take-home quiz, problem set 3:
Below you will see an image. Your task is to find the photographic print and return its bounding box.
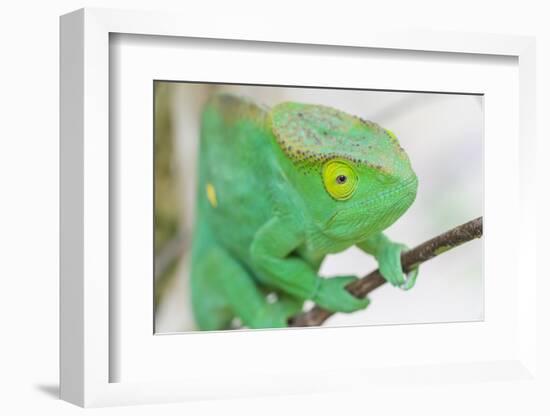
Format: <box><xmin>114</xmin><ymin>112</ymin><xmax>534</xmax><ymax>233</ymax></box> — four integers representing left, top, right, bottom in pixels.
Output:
<box><xmin>154</xmin><ymin>82</ymin><xmax>483</xmax><ymax>333</ymax></box>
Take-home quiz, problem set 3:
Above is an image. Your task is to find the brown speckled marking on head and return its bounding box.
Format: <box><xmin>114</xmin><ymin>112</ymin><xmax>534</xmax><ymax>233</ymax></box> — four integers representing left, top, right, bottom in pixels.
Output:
<box><xmin>269</xmin><ymin>101</ymin><xmax>408</xmax><ymax>174</ymax></box>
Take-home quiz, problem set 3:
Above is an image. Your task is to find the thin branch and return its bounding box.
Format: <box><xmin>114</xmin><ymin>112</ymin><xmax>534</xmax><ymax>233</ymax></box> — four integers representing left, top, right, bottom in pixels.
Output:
<box><xmin>154</xmin><ymin>233</ymin><xmax>188</xmax><ymax>281</ymax></box>
<box><xmin>289</xmin><ymin>217</ymin><xmax>483</xmax><ymax>327</ymax></box>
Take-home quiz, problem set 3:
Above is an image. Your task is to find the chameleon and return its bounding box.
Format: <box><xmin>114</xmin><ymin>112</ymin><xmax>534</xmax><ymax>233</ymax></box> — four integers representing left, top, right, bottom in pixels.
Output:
<box><xmin>190</xmin><ymin>93</ymin><xmax>419</xmax><ymax>330</ymax></box>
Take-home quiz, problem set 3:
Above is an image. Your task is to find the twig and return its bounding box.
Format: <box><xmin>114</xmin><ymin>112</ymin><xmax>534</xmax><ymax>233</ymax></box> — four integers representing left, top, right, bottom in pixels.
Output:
<box><xmin>154</xmin><ymin>233</ymin><xmax>188</xmax><ymax>281</ymax></box>
<box><xmin>289</xmin><ymin>217</ymin><xmax>483</xmax><ymax>327</ymax></box>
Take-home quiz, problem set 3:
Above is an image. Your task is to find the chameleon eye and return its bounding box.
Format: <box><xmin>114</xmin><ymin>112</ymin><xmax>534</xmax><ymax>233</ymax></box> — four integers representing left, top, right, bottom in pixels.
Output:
<box><xmin>336</xmin><ymin>175</ymin><xmax>347</xmax><ymax>184</ymax></box>
<box><xmin>322</xmin><ymin>159</ymin><xmax>358</xmax><ymax>201</ymax></box>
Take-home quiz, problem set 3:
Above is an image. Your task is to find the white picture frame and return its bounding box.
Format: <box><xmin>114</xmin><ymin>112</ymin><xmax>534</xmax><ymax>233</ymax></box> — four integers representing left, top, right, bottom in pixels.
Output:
<box><xmin>60</xmin><ymin>7</ymin><xmax>538</xmax><ymax>407</ymax></box>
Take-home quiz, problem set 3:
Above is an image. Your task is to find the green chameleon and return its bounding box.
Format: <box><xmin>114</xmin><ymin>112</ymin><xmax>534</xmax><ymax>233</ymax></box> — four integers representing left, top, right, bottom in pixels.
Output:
<box><xmin>190</xmin><ymin>94</ymin><xmax>418</xmax><ymax>330</ymax></box>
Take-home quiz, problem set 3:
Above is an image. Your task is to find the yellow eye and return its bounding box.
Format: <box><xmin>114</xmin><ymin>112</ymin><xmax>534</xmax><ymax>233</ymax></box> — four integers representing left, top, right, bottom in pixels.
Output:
<box><xmin>322</xmin><ymin>159</ymin><xmax>358</xmax><ymax>200</ymax></box>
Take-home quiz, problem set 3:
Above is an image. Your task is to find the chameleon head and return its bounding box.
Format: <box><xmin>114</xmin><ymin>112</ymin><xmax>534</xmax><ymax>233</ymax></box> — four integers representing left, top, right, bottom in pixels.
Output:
<box><xmin>270</xmin><ymin>102</ymin><xmax>418</xmax><ymax>241</ymax></box>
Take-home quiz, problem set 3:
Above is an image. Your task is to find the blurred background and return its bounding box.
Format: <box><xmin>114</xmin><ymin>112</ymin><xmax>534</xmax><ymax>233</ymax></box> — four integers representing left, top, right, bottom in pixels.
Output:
<box><xmin>154</xmin><ymin>82</ymin><xmax>483</xmax><ymax>333</ymax></box>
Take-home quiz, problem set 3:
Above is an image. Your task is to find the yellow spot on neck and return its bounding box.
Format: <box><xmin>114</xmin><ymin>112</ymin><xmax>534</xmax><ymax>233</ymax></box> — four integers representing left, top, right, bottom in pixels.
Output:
<box><xmin>206</xmin><ymin>183</ymin><xmax>217</xmax><ymax>207</ymax></box>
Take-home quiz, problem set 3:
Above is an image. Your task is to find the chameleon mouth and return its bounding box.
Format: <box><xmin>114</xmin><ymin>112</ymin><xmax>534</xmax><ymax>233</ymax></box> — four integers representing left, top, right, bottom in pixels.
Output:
<box><xmin>324</xmin><ymin>174</ymin><xmax>418</xmax><ymax>230</ymax></box>
<box><xmin>339</xmin><ymin>174</ymin><xmax>416</xmax><ymax>212</ymax></box>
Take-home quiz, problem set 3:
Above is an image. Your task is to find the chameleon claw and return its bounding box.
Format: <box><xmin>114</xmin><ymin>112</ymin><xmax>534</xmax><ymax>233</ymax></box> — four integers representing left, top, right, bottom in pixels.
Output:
<box><xmin>399</xmin><ymin>267</ymin><xmax>418</xmax><ymax>291</ymax></box>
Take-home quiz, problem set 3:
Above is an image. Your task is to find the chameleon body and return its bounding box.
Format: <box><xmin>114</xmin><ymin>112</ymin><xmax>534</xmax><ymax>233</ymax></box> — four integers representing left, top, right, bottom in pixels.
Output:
<box><xmin>190</xmin><ymin>94</ymin><xmax>418</xmax><ymax>330</ymax></box>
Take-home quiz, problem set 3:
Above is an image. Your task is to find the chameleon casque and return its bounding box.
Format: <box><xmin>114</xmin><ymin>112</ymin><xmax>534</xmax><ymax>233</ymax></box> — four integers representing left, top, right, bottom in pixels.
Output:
<box><xmin>190</xmin><ymin>94</ymin><xmax>419</xmax><ymax>330</ymax></box>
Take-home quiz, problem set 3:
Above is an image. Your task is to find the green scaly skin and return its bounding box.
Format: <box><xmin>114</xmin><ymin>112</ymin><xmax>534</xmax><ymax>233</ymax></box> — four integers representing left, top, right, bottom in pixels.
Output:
<box><xmin>190</xmin><ymin>94</ymin><xmax>419</xmax><ymax>330</ymax></box>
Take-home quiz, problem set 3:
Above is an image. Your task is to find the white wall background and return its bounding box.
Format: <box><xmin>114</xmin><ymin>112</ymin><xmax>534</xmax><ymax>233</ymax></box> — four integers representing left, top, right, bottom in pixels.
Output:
<box><xmin>1</xmin><ymin>1</ymin><xmax>548</xmax><ymax>415</ymax></box>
